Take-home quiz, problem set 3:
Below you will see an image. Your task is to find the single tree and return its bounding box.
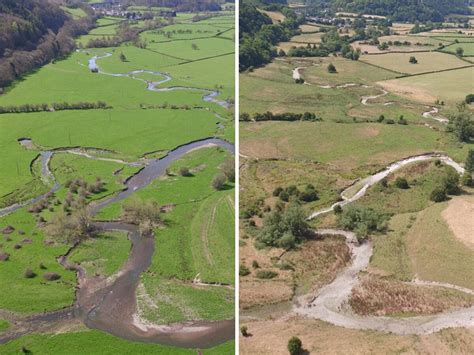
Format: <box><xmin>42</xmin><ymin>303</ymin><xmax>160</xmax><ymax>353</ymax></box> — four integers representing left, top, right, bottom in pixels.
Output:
<box><xmin>212</xmin><ymin>173</ymin><xmax>227</xmax><ymax>190</ymax></box>
<box><xmin>456</xmin><ymin>47</ymin><xmax>464</xmax><ymax>57</ymax></box>
<box><xmin>465</xmin><ymin>149</ymin><xmax>474</xmax><ymax>173</ymax></box>
<box><xmin>119</xmin><ymin>52</ymin><xmax>127</xmax><ymax>62</ymax></box>
<box><xmin>327</xmin><ymin>63</ymin><xmax>337</xmax><ymax>73</ymax></box>
<box><xmin>409</xmin><ymin>56</ymin><xmax>418</xmax><ymax>64</ymax></box>
<box><xmin>240</xmin><ymin>326</ymin><xmax>249</xmax><ymax>337</ymax></box>
<box><xmin>394</xmin><ymin>177</ymin><xmax>409</xmax><ymax>189</ymax></box>
<box><xmin>288</xmin><ymin>336</ymin><xmax>303</xmax><ymax>355</ymax></box>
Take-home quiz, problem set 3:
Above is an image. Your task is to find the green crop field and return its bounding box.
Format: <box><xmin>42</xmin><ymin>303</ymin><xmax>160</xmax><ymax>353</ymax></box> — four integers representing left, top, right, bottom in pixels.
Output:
<box><xmin>0</xmin><ymin>330</ymin><xmax>235</xmax><ymax>354</ymax></box>
<box><xmin>441</xmin><ymin>42</ymin><xmax>474</xmax><ymax>56</ymax></box>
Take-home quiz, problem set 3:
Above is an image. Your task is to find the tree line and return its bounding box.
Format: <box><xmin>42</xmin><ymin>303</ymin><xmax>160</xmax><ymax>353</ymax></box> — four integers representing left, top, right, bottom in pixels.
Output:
<box><xmin>239</xmin><ymin>111</ymin><xmax>322</xmax><ymax>122</ymax></box>
<box><xmin>0</xmin><ymin>101</ymin><xmax>109</xmax><ymax>114</ymax></box>
<box><xmin>239</xmin><ymin>3</ymin><xmax>301</xmax><ymax>71</ymax></box>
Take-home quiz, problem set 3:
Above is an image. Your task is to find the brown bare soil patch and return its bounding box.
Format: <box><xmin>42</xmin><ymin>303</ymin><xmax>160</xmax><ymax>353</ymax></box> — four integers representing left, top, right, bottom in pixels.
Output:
<box><xmin>240</xmin><ymin>316</ymin><xmax>474</xmax><ymax>354</ymax></box>
<box><xmin>377</xmin><ymin>80</ymin><xmax>437</xmax><ymax>104</ymax></box>
<box><xmin>442</xmin><ymin>195</ymin><xmax>474</xmax><ymax>251</ymax></box>
<box><xmin>356</xmin><ymin>126</ymin><xmax>380</xmax><ymax>138</ymax></box>
<box><xmin>350</xmin><ymin>276</ymin><xmax>474</xmax><ymax>316</ymax></box>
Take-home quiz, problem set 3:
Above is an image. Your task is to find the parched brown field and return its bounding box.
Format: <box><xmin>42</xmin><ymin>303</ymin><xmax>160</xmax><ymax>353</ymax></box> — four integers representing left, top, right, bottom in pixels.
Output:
<box><xmin>288</xmin><ymin>32</ymin><xmax>324</xmax><ymax>44</ymax></box>
<box><xmin>391</xmin><ymin>22</ymin><xmax>416</xmax><ymax>34</ymax></box>
<box><xmin>353</xmin><ymin>35</ymin><xmax>448</xmax><ymax>54</ymax></box>
<box><xmin>299</xmin><ymin>24</ymin><xmax>320</xmax><ymax>33</ymax></box>
<box><xmin>378</xmin><ymin>66</ymin><xmax>474</xmax><ymax>104</ymax></box>
<box><xmin>360</xmin><ymin>51</ymin><xmax>469</xmax><ymax>74</ymax></box>
<box><xmin>257</xmin><ymin>9</ymin><xmax>285</xmax><ymax>23</ymax></box>
<box><xmin>442</xmin><ymin>194</ymin><xmax>474</xmax><ymax>251</ymax></box>
<box><xmin>240</xmin><ymin>317</ymin><xmax>474</xmax><ymax>354</ymax></box>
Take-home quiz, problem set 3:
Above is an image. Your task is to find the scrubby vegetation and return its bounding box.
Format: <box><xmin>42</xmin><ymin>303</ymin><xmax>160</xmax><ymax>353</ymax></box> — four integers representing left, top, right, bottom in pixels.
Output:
<box><xmin>337</xmin><ymin>205</ymin><xmax>388</xmax><ymax>240</ymax></box>
<box><xmin>256</xmin><ymin>204</ymin><xmax>311</xmax><ymax>249</ymax></box>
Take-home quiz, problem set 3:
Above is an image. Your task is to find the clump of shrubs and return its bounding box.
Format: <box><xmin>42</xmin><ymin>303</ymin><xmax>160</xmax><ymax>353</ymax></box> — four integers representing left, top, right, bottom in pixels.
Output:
<box><xmin>256</xmin><ymin>270</ymin><xmax>278</xmax><ymax>279</ymax></box>
<box><xmin>212</xmin><ymin>173</ymin><xmax>228</xmax><ymax>190</ymax></box>
<box><xmin>43</xmin><ymin>272</ymin><xmax>61</xmax><ymax>281</ymax></box>
<box><xmin>239</xmin><ymin>264</ymin><xmax>251</xmax><ymax>276</ymax></box>
<box><xmin>273</xmin><ymin>184</ymin><xmax>319</xmax><ymax>203</ymax></box>
<box><xmin>337</xmin><ymin>205</ymin><xmax>388</xmax><ymax>240</ymax></box>
<box><xmin>394</xmin><ymin>177</ymin><xmax>409</xmax><ymax>189</ymax></box>
<box><xmin>24</xmin><ymin>268</ymin><xmax>36</xmax><ymax>278</ymax></box>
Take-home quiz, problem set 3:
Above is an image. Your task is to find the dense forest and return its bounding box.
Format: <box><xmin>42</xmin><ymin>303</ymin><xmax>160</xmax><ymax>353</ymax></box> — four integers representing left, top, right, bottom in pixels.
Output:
<box><xmin>0</xmin><ymin>0</ymin><xmax>93</xmax><ymax>88</ymax></box>
<box><xmin>318</xmin><ymin>0</ymin><xmax>471</xmax><ymax>22</ymax></box>
<box><xmin>239</xmin><ymin>2</ymin><xmax>300</xmax><ymax>71</ymax></box>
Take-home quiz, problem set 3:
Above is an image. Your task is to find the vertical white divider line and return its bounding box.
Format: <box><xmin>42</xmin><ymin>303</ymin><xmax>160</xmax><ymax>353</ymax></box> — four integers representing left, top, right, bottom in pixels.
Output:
<box><xmin>234</xmin><ymin>0</ymin><xmax>240</xmax><ymax>353</ymax></box>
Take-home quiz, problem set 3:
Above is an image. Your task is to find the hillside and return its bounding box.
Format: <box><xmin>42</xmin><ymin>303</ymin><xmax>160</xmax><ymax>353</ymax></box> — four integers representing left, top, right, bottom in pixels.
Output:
<box><xmin>0</xmin><ymin>0</ymin><xmax>93</xmax><ymax>88</ymax></box>
<box><xmin>331</xmin><ymin>0</ymin><xmax>471</xmax><ymax>22</ymax></box>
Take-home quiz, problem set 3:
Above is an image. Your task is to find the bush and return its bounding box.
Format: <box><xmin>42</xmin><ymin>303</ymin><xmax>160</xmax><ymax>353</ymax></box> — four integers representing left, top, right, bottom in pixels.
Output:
<box><xmin>43</xmin><ymin>272</ymin><xmax>61</xmax><ymax>281</ymax></box>
<box><xmin>256</xmin><ymin>270</ymin><xmax>278</xmax><ymax>279</ymax></box>
<box><xmin>252</xmin><ymin>260</ymin><xmax>260</xmax><ymax>269</ymax></box>
<box><xmin>461</xmin><ymin>172</ymin><xmax>473</xmax><ymax>187</ymax></box>
<box><xmin>299</xmin><ymin>185</ymin><xmax>318</xmax><ymax>202</ymax></box>
<box><xmin>241</xmin><ymin>326</ymin><xmax>249</xmax><ymax>337</ymax></box>
<box><xmin>288</xmin><ymin>336</ymin><xmax>303</xmax><ymax>355</ymax></box>
<box><xmin>179</xmin><ymin>166</ymin><xmax>191</xmax><ymax>176</ymax></box>
<box><xmin>24</xmin><ymin>269</ymin><xmax>36</xmax><ymax>278</ymax></box>
<box><xmin>466</xmin><ymin>94</ymin><xmax>474</xmax><ymax>104</ymax></box>
<box><xmin>394</xmin><ymin>177</ymin><xmax>409</xmax><ymax>189</ymax></box>
<box><xmin>279</xmin><ymin>190</ymin><xmax>290</xmax><ymax>202</ymax></box>
<box><xmin>334</xmin><ymin>205</ymin><xmax>343</xmax><ymax>214</ymax></box>
<box><xmin>221</xmin><ymin>158</ymin><xmax>235</xmax><ymax>182</ymax></box>
<box><xmin>257</xmin><ymin>204</ymin><xmax>310</xmax><ymax>248</ymax></box>
<box><xmin>337</xmin><ymin>205</ymin><xmax>387</xmax><ymax>238</ymax></box>
<box><xmin>239</xmin><ymin>265</ymin><xmax>250</xmax><ymax>276</ymax></box>
<box><xmin>430</xmin><ymin>187</ymin><xmax>447</xmax><ymax>202</ymax></box>
<box><xmin>409</xmin><ymin>56</ymin><xmax>418</xmax><ymax>64</ymax></box>
<box><xmin>327</xmin><ymin>63</ymin><xmax>337</xmax><ymax>73</ymax></box>
<box><xmin>212</xmin><ymin>173</ymin><xmax>227</xmax><ymax>190</ymax></box>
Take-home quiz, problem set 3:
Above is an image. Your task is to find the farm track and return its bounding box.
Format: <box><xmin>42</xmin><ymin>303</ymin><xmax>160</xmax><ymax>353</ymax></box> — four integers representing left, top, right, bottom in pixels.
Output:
<box><xmin>0</xmin><ymin>51</ymin><xmax>235</xmax><ymax>348</ymax></box>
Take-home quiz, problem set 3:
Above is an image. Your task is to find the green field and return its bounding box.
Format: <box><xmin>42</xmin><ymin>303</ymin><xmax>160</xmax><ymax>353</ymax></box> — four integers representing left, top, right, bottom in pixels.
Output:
<box><xmin>441</xmin><ymin>42</ymin><xmax>474</xmax><ymax>56</ymax></box>
<box><xmin>0</xmin><ymin>330</ymin><xmax>235</xmax><ymax>354</ymax></box>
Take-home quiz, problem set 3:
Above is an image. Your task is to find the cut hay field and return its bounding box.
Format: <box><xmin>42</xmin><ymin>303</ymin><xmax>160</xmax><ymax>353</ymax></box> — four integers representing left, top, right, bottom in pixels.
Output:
<box><xmin>360</xmin><ymin>51</ymin><xmax>469</xmax><ymax>74</ymax></box>
<box><xmin>379</xmin><ymin>66</ymin><xmax>474</xmax><ymax>104</ymax></box>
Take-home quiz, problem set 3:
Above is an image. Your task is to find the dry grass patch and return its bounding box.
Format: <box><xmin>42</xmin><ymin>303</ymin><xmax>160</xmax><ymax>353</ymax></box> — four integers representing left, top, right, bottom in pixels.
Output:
<box><xmin>360</xmin><ymin>51</ymin><xmax>468</xmax><ymax>75</ymax></box>
<box><xmin>240</xmin><ymin>317</ymin><xmax>474</xmax><ymax>354</ymax></box>
<box><xmin>379</xmin><ymin>66</ymin><xmax>474</xmax><ymax>104</ymax></box>
<box><xmin>442</xmin><ymin>194</ymin><xmax>474</xmax><ymax>251</ymax></box>
<box><xmin>350</xmin><ymin>276</ymin><xmax>474</xmax><ymax>316</ymax></box>
<box><xmin>239</xmin><ymin>235</ymin><xmax>349</xmax><ymax>309</ymax></box>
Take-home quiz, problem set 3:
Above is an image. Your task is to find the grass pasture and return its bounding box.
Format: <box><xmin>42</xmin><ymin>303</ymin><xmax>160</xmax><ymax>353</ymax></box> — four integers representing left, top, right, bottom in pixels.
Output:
<box><xmin>441</xmin><ymin>42</ymin><xmax>474</xmax><ymax>56</ymax></box>
<box><xmin>0</xmin><ymin>329</ymin><xmax>235</xmax><ymax>354</ymax></box>
<box><xmin>241</xmin><ymin>120</ymin><xmax>472</xmax><ymax>174</ymax></box>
